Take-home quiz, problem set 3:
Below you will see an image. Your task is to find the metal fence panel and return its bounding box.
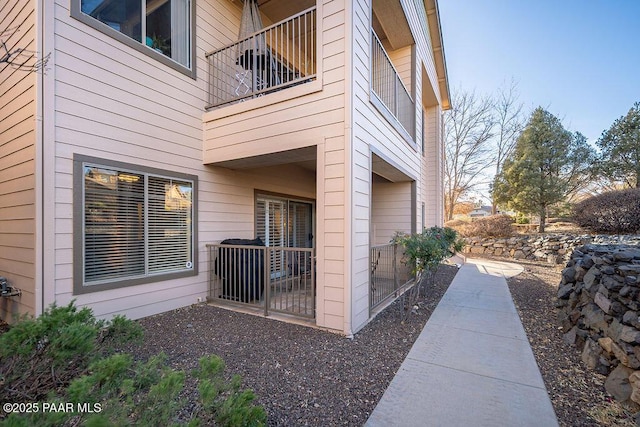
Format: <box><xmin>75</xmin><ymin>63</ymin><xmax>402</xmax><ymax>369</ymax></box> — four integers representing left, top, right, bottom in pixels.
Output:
<box><xmin>207</xmin><ymin>244</ymin><xmax>315</xmax><ymax>319</ymax></box>
<box><xmin>371</xmin><ymin>30</ymin><xmax>415</xmax><ymax>138</ymax></box>
<box><xmin>370</xmin><ymin>243</ymin><xmax>412</xmax><ymax>314</ymax></box>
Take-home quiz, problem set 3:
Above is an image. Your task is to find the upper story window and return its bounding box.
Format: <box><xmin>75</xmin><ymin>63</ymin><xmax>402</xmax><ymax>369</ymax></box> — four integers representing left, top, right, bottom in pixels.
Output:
<box><xmin>72</xmin><ymin>0</ymin><xmax>194</xmax><ymax>76</ymax></box>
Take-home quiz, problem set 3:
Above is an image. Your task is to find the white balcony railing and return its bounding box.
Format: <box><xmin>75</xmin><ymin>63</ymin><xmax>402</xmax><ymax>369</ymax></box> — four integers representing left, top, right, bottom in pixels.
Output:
<box><xmin>205</xmin><ymin>7</ymin><xmax>317</xmax><ymax>109</ymax></box>
<box><xmin>371</xmin><ymin>30</ymin><xmax>415</xmax><ymax>138</ymax></box>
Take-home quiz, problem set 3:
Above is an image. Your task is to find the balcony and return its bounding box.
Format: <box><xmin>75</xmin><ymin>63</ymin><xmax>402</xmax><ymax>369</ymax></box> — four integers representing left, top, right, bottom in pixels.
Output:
<box><xmin>370</xmin><ymin>29</ymin><xmax>415</xmax><ymax>139</ymax></box>
<box><xmin>205</xmin><ymin>7</ymin><xmax>317</xmax><ymax>110</ymax></box>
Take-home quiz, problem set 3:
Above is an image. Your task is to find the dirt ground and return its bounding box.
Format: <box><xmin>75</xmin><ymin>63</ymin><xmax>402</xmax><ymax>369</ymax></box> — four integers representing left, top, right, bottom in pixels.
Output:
<box><xmin>2</xmin><ymin>257</ymin><xmax>635</xmax><ymax>425</ymax></box>
<box><xmin>502</xmin><ymin>257</ymin><xmax>636</xmax><ymax>426</ymax></box>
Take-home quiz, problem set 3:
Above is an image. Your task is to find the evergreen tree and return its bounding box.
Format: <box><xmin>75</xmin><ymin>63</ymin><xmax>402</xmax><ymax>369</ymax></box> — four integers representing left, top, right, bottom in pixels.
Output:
<box><xmin>596</xmin><ymin>102</ymin><xmax>640</xmax><ymax>188</ymax></box>
<box><xmin>494</xmin><ymin>108</ymin><xmax>594</xmax><ymax>232</ymax></box>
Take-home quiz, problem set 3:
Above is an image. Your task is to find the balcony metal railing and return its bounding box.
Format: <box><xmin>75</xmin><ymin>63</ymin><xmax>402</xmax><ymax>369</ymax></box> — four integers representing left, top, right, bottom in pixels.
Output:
<box><xmin>370</xmin><ymin>30</ymin><xmax>415</xmax><ymax>138</ymax></box>
<box><xmin>205</xmin><ymin>7</ymin><xmax>317</xmax><ymax>109</ymax></box>
<box><xmin>207</xmin><ymin>243</ymin><xmax>315</xmax><ymax>319</ymax></box>
<box><xmin>370</xmin><ymin>243</ymin><xmax>413</xmax><ymax>314</ymax></box>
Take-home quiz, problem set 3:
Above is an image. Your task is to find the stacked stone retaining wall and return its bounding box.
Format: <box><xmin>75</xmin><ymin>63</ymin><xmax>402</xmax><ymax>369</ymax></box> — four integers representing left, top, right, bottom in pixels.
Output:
<box><xmin>557</xmin><ymin>243</ymin><xmax>640</xmax><ymax>411</ymax></box>
<box><xmin>464</xmin><ymin>234</ymin><xmax>640</xmax><ymax>264</ymax></box>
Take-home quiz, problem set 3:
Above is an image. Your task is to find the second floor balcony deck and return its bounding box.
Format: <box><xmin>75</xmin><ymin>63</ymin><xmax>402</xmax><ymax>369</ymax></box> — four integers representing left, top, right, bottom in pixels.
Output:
<box><xmin>205</xmin><ymin>6</ymin><xmax>317</xmax><ymax>110</ymax></box>
<box><xmin>370</xmin><ymin>29</ymin><xmax>415</xmax><ymax>140</ymax></box>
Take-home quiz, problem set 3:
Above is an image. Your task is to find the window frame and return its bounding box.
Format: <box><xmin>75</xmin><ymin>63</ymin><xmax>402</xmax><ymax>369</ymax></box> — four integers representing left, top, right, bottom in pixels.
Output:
<box><xmin>73</xmin><ymin>154</ymin><xmax>198</xmax><ymax>295</ymax></box>
<box><xmin>70</xmin><ymin>0</ymin><xmax>197</xmax><ymax>79</ymax></box>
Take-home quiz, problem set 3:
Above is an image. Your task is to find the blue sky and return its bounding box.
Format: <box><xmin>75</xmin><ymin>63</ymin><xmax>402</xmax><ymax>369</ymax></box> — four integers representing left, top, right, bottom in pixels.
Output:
<box><xmin>438</xmin><ymin>1</ymin><xmax>640</xmax><ymax>143</ymax></box>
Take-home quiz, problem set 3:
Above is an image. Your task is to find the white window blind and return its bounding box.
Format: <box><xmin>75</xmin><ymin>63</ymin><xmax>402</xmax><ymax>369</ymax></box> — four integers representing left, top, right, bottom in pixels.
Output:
<box><xmin>256</xmin><ymin>196</ymin><xmax>313</xmax><ymax>249</ymax></box>
<box><xmin>148</xmin><ymin>176</ymin><xmax>193</xmax><ymax>273</ymax></box>
<box><xmin>256</xmin><ymin>197</ymin><xmax>287</xmax><ymax>247</ymax></box>
<box><xmin>83</xmin><ymin>164</ymin><xmax>194</xmax><ymax>285</ymax></box>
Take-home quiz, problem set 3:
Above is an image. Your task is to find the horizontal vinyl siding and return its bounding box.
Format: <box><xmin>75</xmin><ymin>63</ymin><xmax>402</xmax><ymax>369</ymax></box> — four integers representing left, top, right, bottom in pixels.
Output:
<box><xmin>320</xmin><ymin>134</ymin><xmax>347</xmax><ymax>332</ymax></box>
<box><xmin>405</xmin><ymin>0</ymin><xmax>444</xmax><ymax>225</ymax></box>
<box><xmin>45</xmin><ymin>0</ymin><xmax>349</xmax><ymax>331</ymax></box>
<box><xmin>202</xmin><ymin>0</ymin><xmax>348</xmax><ymax>332</ymax></box>
<box><xmin>422</xmin><ymin>105</ymin><xmax>443</xmax><ymax>226</ymax></box>
<box><xmin>203</xmin><ymin>1</ymin><xmax>346</xmax><ymax>164</ymax></box>
<box><xmin>351</xmin><ymin>1</ymin><xmax>375</xmax><ymax>332</ymax></box>
<box><xmin>350</xmin><ymin>0</ymin><xmax>444</xmax><ymax>332</ymax></box>
<box><xmin>371</xmin><ymin>181</ymin><xmax>413</xmax><ymax>245</ymax></box>
<box><xmin>0</xmin><ymin>0</ymin><xmax>37</xmax><ymax>321</ymax></box>
<box><xmin>46</xmin><ymin>0</ymin><xmax>313</xmax><ymax>321</ymax></box>
<box><xmin>51</xmin><ymin>0</ymin><xmax>216</xmax><ymax>318</ymax></box>
<box><xmin>385</xmin><ymin>42</ymin><xmax>412</xmax><ymax>94</ymax></box>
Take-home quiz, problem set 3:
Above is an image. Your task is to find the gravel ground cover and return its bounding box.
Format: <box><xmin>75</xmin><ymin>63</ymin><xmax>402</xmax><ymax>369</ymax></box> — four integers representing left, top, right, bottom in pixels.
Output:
<box><xmin>125</xmin><ymin>265</ymin><xmax>458</xmax><ymax>426</ymax></box>
<box><xmin>4</xmin><ymin>256</ymin><xmax>633</xmax><ymax>426</ymax></box>
<box><xmin>500</xmin><ymin>256</ymin><xmax>636</xmax><ymax>427</ymax></box>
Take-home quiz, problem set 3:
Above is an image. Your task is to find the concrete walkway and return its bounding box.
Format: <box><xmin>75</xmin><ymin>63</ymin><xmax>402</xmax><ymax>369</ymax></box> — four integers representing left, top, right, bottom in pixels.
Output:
<box><xmin>366</xmin><ymin>258</ymin><xmax>559</xmax><ymax>427</ymax></box>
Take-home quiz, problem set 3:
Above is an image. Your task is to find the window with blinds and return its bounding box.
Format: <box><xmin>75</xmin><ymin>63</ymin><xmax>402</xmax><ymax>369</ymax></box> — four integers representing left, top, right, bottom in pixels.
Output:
<box><xmin>81</xmin><ymin>162</ymin><xmax>195</xmax><ymax>288</ymax></box>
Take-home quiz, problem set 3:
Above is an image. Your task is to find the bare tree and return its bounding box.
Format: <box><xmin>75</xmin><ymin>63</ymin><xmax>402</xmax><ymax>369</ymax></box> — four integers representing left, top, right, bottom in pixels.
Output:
<box><xmin>444</xmin><ymin>89</ymin><xmax>495</xmax><ymax>220</ymax></box>
<box><xmin>490</xmin><ymin>80</ymin><xmax>525</xmax><ymax>214</ymax></box>
<box><xmin>1</xmin><ymin>27</ymin><xmax>49</xmax><ymax>73</ymax></box>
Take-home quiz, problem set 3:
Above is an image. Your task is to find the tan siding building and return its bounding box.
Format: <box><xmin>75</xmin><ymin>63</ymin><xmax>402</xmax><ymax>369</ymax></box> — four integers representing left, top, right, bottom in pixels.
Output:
<box><xmin>0</xmin><ymin>0</ymin><xmax>449</xmax><ymax>335</ymax></box>
<box><xmin>1</xmin><ymin>0</ymin><xmax>37</xmax><ymax>320</ymax></box>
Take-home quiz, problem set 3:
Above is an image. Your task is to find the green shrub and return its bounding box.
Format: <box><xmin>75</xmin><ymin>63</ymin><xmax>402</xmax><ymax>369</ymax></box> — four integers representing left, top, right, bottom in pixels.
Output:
<box><xmin>0</xmin><ymin>302</ymin><xmax>143</xmax><ymax>403</ymax></box>
<box><xmin>0</xmin><ymin>302</ymin><xmax>266</xmax><ymax>427</ymax></box>
<box><xmin>515</xmin><ymin>213</ymin><xmax>530</xmax><ymax>224</ymax></box>
<box><xmin>195</xmin><ymin>355</ymin><xmax>266</xmax><ymax>426</ymax></box>
<box><xmin>573</xmin><ymin>189</ymin><xmax>640</xmax><ymax>234</ymax></box>
<box><xmin>461</xmin><ymin>214</ymin><xmax>514</xmax><ymax>238</ymax></box>
<box><xmin>395</xmin><ymin>226</ymin><xmax>464</xmax><ymax>277</ymax></box>
<box><xmin>393</xmin><ymin>227</ymin><xmax>463</xmax><ymax>320</ymax></box>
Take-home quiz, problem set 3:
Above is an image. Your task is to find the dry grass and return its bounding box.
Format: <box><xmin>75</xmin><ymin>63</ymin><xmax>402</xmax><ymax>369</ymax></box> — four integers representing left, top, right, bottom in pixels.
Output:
<box><xmin>588</xmin><ymin>401</ymin><xmax>636</xmax><ymax>427</ymax></box>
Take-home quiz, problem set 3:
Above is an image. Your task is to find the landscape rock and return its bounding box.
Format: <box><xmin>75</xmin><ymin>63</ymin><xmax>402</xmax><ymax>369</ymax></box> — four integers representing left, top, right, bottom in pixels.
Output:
<box><xmin>462</xmin><ymin>233</ymin><xmax>639</xmax><ymax>265</ymax></box>
<box><xmin>629</xmin><ymin>371</ymin><xmax>640</xmax><ymax>405</ymax></box>
<box><xmin>624</xmin><ymin>311</ymin><xmax>640</xmax><ymax>328</ymax></box>
<box><xmin>581</xmin><ymin>303</ymin><xmax>608</xmax><ymax>332</ymax></box>
<box><xmin>599</xmin><ymin>337</ymin><xmax>614</xmax><ymax>354</ymax></box>
<box><xmin>583</xmin><ymin>267</ymin><xmax>601</xmax><ymax>290</ymax></box>
<box><xmin>563</xmin><ymin>326</ymin><xmax>578</xmax><ymax>346</ymax></box>
<box><xmin>620</xmin><ymin>325</ymin><xmax>640</xmax><ymax>345</ymax></box>
<box><xmin>561</xmin><ymin>267</ymin><xmax>576</xmax><ymax>284</ymax></box>
<box><xmin>605</xmin><ymin>365</ymin><xmax>635</xmax><ymax>402</ymax></box>
<box><xmin>595</xmin><ymin>292</ymin><xmax>613</xmax><ymax>314</ymax></box>
<box><xmin>558</xmin><ymin>241</ymin><xmax>640</xmax><ymax>410</ymax></box>
<box><xmin>581</xmin><ymin>339</ymin><xmax>601</xmax><ymax>370</ymax></box>
<box><xmin>557</xmin><ymin>284</ymin><xmax>573</xmax><ymax>300</ymax></box>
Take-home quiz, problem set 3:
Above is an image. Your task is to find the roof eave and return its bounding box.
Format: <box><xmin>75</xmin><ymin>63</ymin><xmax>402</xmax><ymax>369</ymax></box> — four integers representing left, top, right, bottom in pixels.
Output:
<box><xmin>424</xmin><ymin>0</ymin><xmax>451</xmax><ymax>110</ymax></box>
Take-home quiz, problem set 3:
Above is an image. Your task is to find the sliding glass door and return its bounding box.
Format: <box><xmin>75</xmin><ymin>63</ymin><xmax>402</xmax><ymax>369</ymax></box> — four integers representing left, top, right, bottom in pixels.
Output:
<box><xmin>256</xmin><ymin>195</ymin><xmax>313</xmax><ymax>249</ymax></box>
<box><xmin>256</xmin><ymin>195</ymin><xmax>314</xmax><ymax>279</ymax></box>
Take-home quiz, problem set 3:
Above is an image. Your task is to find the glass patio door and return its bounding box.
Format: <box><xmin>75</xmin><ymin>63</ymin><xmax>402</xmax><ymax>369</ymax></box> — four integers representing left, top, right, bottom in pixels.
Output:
<box><xmin>256</xmin><ymin>196</ymin><xmax>313</xmax><ymax>248</ymax></box>
<box><xmin>256</xmin><ymin>195</ymin><xmax>313</xmax><ymax>278</ymax></box>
